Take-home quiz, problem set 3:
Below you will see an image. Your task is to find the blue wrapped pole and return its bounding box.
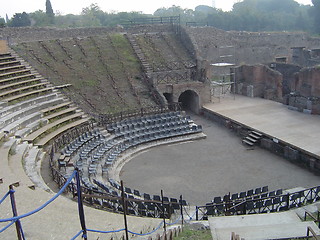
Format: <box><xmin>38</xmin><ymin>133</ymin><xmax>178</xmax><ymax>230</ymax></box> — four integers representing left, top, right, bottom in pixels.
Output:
<box><xmin>9</xmin><ymin>185</ymin><xmax>25</xmax><ymax>240</ymax></box>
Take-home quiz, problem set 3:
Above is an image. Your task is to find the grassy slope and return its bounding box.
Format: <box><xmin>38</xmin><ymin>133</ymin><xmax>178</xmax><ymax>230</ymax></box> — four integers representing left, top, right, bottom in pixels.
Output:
<box><xmin>13</xmin><ymin>34</ymin><xmax>157</xmax><ymax>114</ymax></box>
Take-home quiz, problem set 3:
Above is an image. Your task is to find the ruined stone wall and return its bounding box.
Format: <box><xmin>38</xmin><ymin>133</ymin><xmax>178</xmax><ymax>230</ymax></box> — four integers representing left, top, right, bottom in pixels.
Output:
<box><xmin>269</xmin><ymin>63</ymin><xmax>302</xmax><ymax>96</ymax></box>
<box><xmin>286</xmin><ymin>67</ymin><xmax>320</xmax><ymax>114</ymax></box>
<box><xmin>0</xmin><ymin>25</ymin><xmax>175</xmax><ymax>44</ymax></box>
<box><xmin>295</xmin><ymin>67</ymin><xmax>320</xmax><ymax>97</ymax></box>
<box><xmin>185</xmin><ymin>27</ymin><xmax>320</xmax><ymax>66</ymax></box>
<box><xmin>235</xmin><ymin>64</ymin><xmax>282</xmax><ymax>101</ymax></box>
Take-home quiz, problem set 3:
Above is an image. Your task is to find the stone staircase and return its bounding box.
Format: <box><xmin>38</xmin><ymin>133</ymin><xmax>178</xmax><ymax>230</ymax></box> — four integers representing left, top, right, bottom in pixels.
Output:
<box><xmin>125</xmin><ymin>33</ymin><xmax>166</xmax><ymax>107</ymax></box>
<box><xmin>242</xmin><ymin>131</ymin><xmax>263</xmax><ymax>147</ymax></box>
<box><xmin>209</xmin><ymin>211</ymin><xmax>320</xmax><ymax>240</ymax></box>
<box><xmin>126</xmin><ymin>34</ymin><xmax>153</xmax><ymax>77</ymax></box>
<box><xmin>0</xmin><ymin>49</ymin><xmax>90</xmax><ymax>146</ymax></box>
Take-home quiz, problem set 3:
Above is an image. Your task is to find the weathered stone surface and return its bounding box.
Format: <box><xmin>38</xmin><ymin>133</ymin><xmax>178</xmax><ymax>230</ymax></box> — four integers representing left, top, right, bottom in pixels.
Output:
<box><xmin>234</xmin><ymin>64</ymin><xmax>283</xmax><ymax>101</ymax></box>
<box><xmin>294</xmin><ymin>67</ymin><xmax>320</xmax><ymax>97</ymax></box>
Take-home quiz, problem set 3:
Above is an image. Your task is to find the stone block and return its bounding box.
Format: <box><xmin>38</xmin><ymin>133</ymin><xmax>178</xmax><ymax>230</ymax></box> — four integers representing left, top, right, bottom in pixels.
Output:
<box><xmin>284</xmin><ymin>146</ymin><xmax>300</xmax><ymax>161</ymax></box>
<box><xmin>307</xmin><ymin>100</ymin><xmax>313</xmax><ymax>110</ymax></box>
<box><xmin>247</xmin><ymin>85</ymin><xmax>254</xmax><ymax>98</ymax></box>
<box><xmin>303</xmin><ymin>109</ymin><xmax>312</xmax><ymax>114</ymax></box>
<box><xmin>261</xmin><ymin>138</ymin><xmax>272</xmax><ymax>149</ymax></box>
<box><xmin>288</xmin><ymin>106</ymin><xmax>298</xmax><ymax>111</ymax></box>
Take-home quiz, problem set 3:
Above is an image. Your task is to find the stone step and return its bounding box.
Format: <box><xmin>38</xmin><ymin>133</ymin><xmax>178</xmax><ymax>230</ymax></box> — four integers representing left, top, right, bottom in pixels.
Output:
<box><xmin>0</xmin><ymin>60</ymin><xmax>20</xmax><ymax>67</ymax></box>
<box><xmin>0</xmin><ymin>93</ymin><xmax>59</xmax><ymax>118</ymax></box>
<box><xmin>0</xmin><ymin>77</ymin><xmax>44</xmax><ymax>92</ymax></box>
<box><xmin>245</xmin><ymin>136</ymin><xmax>257</xmax><ymax>143</ymax></box>
<box><xmin>209</xmin><ymin>211</ymin><xmax>301</xmax><ymax>230</ymax></box>
<box><xmin>209</xmin><ymin>211</ymin><xmax>320</xmax><ymax>240</ymax></box>
<box><xmin>0</xmin><ymin>82</ymin><xmax>48</xmax><ymax>99</ymax></box>
<box><xmin>4</xmin><ymin>87</ymin><xmax>54</xmax><ymax>103</ymax></box>
<box><xmin>242</xmin><ymin>139</ymin><xmax>254</xmax><ymax>146</ymax></box>
<box><xmin>251</xmin><ymin>131</ymin><xmax>263</xmax><ymax>138</ymax></box>
<box><xmin>2</xmin><ymin>112</ymin><xmax>42</xmax><ymax>134</ymax></box>
<box><xmin>23</xmin><ymin>146</ymin><xmax>50</xmax><ymax>191</ymax></box>
<box><xmin>0</xmin><ymin>69</ymin><xmax>31</xmax><ymax>79</ymax></box>
<box><xmin>0</xmin><ymin>97</ymin><xmax>64</xmax><ymax>130</ymax></box>
<box><xmin>0</xmin><ymin>73</ymin><xmax>36</xmax><ymax>85</ymax></box>
<box><xmin>15</xmin><ymin>119</ymin><xmax>48</xmax><ymax>138</ymax></box>
<box><xmin>248</xmin><ymin>133</ymin><xmax>261</xmax><ymax>140</ymax></box>
<box><xmin>8</xmin><ymin>142</ymin><xmax>35</xmax><ymax>189</ymax></box>
<box><xmin>34</xmin><ymin>117</ymin><xmax>90</xmax><ymax>147</ymax></box>
<box><xmin>0</xmin><ymin>64</ymin><xmax>25</xmax><ymax>73</ymax></box>
<box><xmin>213</xmin><ymin>221</ymin><xmax>320</xmax><ymax>240</ymax></box>
<box><xmin>45</xmin><ymin>106</ymin><xmax>78</xmax><ymax>121</ymax></box>
<box><xmin>23</xmin><ymin>112</ymin><xmax>84</xmax><ymax>143</ymax></box>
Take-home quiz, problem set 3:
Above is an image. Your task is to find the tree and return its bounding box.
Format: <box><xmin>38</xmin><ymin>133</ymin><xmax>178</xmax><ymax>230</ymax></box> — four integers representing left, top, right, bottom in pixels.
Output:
<box><xmin>30</xmin><ymin>10</ymin><xmax>51</xmax><ymax>26</ymax></box>
<box><xmin>8</xmin><ymin>12</ymin><xmax>31</xmax><ymax>27</ymax></box>
<box><xmin>80</xmin><ymin>3</ymin><xmax>104</xmax><ymax>27</ymax></box>
<box><xmin>0</xmin><ymin>18</ymin><xmax>5</xmax><ymax>27</ymax></box>
<box><xmin>46</xmin><ymin>0</ymin><xmax>55</xmax><ymax>24</ymax></box>
<box><xmin>311</xmin><ymin>0</ymin><xmax>320</xmax><ymax>33</ymax></box>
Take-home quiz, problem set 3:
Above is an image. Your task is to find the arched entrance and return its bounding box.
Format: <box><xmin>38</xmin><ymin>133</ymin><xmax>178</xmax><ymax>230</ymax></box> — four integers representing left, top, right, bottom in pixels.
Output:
<box><xmin>178</xmin><ymin>90</ymin><xmax>200</xmax><ymax>113</ymax></box>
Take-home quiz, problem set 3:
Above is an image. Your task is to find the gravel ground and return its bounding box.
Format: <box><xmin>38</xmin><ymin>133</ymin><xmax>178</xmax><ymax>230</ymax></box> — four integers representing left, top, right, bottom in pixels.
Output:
<box><xmin>120</xmin><ymin>113</ymin><xmax>320</xmax><ymax>205</ymax></box>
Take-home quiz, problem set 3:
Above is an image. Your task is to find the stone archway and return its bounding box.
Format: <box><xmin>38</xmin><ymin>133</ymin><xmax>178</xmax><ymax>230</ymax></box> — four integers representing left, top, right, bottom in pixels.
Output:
<box><xmin>178</xmin><ymin>90</ymin><xmax>200</xmax><ymax>113</ymax></box>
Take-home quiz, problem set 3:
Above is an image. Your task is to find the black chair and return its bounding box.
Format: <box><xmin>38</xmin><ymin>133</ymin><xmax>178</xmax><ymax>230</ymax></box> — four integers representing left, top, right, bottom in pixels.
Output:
<box><xmin>247</xmin><ymin>189</ymin><xmax>254</xmax><ymax>197</ymax></box>
<box><xmin>268</xmin><ymin>191</ymin><xmax>276</xmax><ymax>197</ymax></box>
<box><xmin>153</xmin><ymin>195</ymin><xmax>161</xmax><ymax>201</ymax></box>
<box><xmin>125</xmin><ymin>187</ymin><xmax>132</xmax><ymax>194</ymax></box>
<box><xmin>133</xmin><ymin>189</ymin><xmax>140</xmax><ymax>196</ymax></box>
<box><xmin>262</xmin><ymin>186</ymin><xmax>268</xmax><ymax>193</ymax></box>
<box><xmin>231</xmin><ymin>193</ymin><xmax>239</xmax><ymax>200</ymax></box>
<box><xmin>239</xmin><ymin>192</ymin><xmax>246</xmax><ymax>199</ymax></box>
<box><xmin>143</xmin><ymin>193</ymin><xmax>151</xmax><ymax>200</ymax></box>
<box><xmin>213</xmin><ymin>196</ymin><xmax>222</xmax><ymax>204</ymax></box>
<box><xmin>255</xmin><ymin>187</ymin><xmax>262</xmax><ymax>195</ymax></box>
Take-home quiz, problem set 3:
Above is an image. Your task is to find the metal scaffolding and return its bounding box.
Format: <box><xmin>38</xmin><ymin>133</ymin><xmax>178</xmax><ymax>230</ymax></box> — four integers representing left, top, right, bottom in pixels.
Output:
<box><xmin>210</xmin><ymin>46</ymin><xmax>236</xmax><ymax>102</ymax></box>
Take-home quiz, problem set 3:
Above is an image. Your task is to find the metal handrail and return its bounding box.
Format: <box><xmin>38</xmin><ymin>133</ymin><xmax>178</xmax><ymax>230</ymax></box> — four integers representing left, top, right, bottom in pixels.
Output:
<box><xmin>307</xmin><ymin>226</ymin><xmax>320</xmax><ymax>240</ymax></box>
<box><xmin>304</xmin><ymin>211</ymin><xmax>320</xmax><ymax>228</ymax></box>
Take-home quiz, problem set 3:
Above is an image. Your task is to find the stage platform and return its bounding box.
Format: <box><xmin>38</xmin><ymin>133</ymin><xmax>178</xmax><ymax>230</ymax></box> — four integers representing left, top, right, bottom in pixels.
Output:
<box><xmin>203</xmin><ymin>95</ymin><xmax>320</xmax><ymax>159</ymax></box>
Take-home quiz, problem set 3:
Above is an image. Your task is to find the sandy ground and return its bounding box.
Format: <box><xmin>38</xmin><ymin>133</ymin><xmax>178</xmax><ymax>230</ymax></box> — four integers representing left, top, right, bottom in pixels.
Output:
<box><xmin>120</xmin><ymin>113</ymin><xmax>320</xmax><ymax>205</ymax></box>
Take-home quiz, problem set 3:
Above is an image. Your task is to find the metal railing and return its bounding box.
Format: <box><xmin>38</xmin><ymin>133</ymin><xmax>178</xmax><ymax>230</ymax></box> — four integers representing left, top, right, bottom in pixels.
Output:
<box><xmin>196</xmin><ymin>186</ymin><xmax>320</xmax><ymax>220</ymax></box>
<box><xmin>96</xmin><ymin>103</ymin><xmax>181</xmax><ymax>125</ymax></box>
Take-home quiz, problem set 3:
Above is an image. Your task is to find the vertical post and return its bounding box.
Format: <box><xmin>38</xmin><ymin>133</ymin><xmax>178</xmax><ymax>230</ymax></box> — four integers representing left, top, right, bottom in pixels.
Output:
<box><xmin>75</xmin><ymin>169</ymin><xmax>87</xmax><ymax>240</ymax></box>
<box><xmin>232</xmin><ymin>66</ymin><xmax>236</xmax><ymax>100</ymax></box>
<box><xmin>195</xmin><ymin>206</ymin><xmax>198</xmax><ymax>221</ymax></box>
<box><xmin>161</xmin><ymin>190</ymin><xmax>166</xmax><ymax>233</ymax></box>
<box><xmin>180</xmin><ymin>195</ymin><xmax>185</xmax><ymax>224</ymax></box>
<box><xmin>9</xmin><ymin>185</ymin><xmax>24</xmax><ymax>240</ymax></box>
<box><xmin>120</xmin><ymin>181</ymin><xmax>129</xmax><ymax>240</ymax></box>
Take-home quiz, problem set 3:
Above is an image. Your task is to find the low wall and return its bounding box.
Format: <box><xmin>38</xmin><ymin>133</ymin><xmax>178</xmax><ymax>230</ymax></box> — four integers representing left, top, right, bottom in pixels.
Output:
<box><xmin>201</xmin><ymin>107</ymin><xmax>320</xmax><ymax>174</ymax></box>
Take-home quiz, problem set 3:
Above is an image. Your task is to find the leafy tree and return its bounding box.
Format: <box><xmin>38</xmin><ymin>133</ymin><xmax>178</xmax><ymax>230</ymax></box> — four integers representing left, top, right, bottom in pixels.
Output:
<box><xmin>80</xmin><ymin>3</ymin><xmax>104</xmax><ymax>26</ymax></box>
<box><xmin>310</xmin><ymin>0</ymin><xmax>320</xmax><ymax>33</ymax></box>
<box><xmin>30</xmin><ymin>10</ymin><xmax>52</xmax><ymax>26</ymax></box>
<box><xmin>46</xmin><ymin>0</ymin><xmax>55</xmax><ymax>24</ymax></box>
<box><xmin>8</xmin><ymin>12</ymin><xmax>31</xmax><ymax>27</ymax></box>
<box><xmin>0</xmin><ymin>18</ymin><xmax>5</xmax><ymax>27</ymax></box>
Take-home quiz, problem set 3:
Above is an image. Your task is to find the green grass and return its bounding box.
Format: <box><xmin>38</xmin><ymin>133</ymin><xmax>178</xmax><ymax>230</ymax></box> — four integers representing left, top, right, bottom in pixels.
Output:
<box><xmin>173</xmin><ymin>227</ymin><xmax>212</xmax><ymax>240</ymax></box>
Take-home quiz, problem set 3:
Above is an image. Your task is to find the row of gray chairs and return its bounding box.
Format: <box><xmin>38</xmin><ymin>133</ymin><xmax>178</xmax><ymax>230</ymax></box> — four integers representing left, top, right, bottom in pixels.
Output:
<box><xmin>62</xmin><ymin>129</ymin><xmax>102</xmax><ymax>157</ymax></box>
<box><xmin>107</xmin><ymin>111</ymin><xmax>183</xmax><ymax>132</ymax></box>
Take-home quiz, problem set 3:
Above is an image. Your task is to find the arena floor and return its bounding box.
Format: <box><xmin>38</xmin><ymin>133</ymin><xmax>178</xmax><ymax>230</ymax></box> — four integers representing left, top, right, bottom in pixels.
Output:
<box><xmin>120</xmin><ymin>107</ymin><xmax>320</xmax><ymax>206</ymax></box>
